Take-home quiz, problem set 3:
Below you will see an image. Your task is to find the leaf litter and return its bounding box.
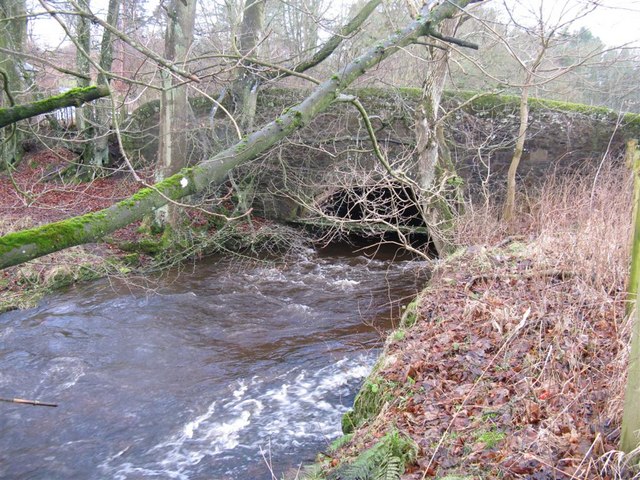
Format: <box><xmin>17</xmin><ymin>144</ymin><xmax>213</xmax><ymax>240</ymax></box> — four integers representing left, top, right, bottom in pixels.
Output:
<box><xmin>325</xmin><ymin>166</ymin><xmax>640</xmax><ymax>479</ymax></box>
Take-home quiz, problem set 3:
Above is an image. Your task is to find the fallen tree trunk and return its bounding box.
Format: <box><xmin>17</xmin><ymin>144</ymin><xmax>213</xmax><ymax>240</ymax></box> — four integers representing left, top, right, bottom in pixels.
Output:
<box><xmin>0</xmin><ymin>0</ymin><xmax>481</xmax><ymax>270</ymax></box>
<box><xmin>0</xmin><ymin>85</ymin><xmax>110</xmax><ymax>128</ymax></box>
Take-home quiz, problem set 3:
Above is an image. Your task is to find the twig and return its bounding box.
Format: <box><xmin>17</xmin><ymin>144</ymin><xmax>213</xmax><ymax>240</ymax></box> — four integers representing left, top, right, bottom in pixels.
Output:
<box><xmin>422</xmin><ymin>306</ymin><xmax>533</xmax><ymax>478</ymax></box>
<box><xmin>428</xmin><ymin>30</ymin><xmax>479</xmax><ymax>49</ymax></box>
<box><xmin>465</xmin><ymin>269</ymin><xmax>574</xmax><ymax>291</ymax></box>
<box><xmin>493</xmin><ymin>235</ymin><xmax>525</xmax><ymax>249</ymax></box>
<box><xmin>0</xmin><ymin>396</ymin><xmax>58</xmax><ymax>407</ymax></box>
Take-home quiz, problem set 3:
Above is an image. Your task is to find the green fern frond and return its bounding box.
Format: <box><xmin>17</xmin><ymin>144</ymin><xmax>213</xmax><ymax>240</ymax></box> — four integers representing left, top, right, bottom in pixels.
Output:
<box><xmin>329</xmin><ymin>433</ymin><xmax>354</xmax><ymax>452</ymax></box>
<box><xmin>299</xmin><ymin>463</ymin><xmax>326</xmax><ymax>480</ymax></box>
<box><xmin>328</xmin><ymin>446</ymin><xmax>378</xmax><ymax>480</ymax></box>
<box><xmin>375</xmin><ymin>454</ymin><xmax>403</xmax><ymax>480</ymax></box>
<box><xmin>327</xmin><ymin>430</ymin><xmax>418</xmax><ymax>480</ymax></box>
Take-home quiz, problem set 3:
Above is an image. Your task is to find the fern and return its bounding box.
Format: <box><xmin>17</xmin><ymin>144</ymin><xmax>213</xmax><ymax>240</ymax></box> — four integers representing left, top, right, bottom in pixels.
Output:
<box><xmin>300</xmin><ymin>464</ymin><xmax>326</xmax><ymax>480</ymax></box>
<box><xmin>329</xmin><ymin>433</ymin><xmax>354</xmax><ymax>452</ymax></box>
<box><xmin>328</xmin><ymin>446</ymin><xmax>378</xmax><ymax>480</ymax></box>
<box><xmin>327</xmin><ymin>430</ymin><xmax>417</xmax><ymax>480</ymax></box>
<box><xmin>375</xmin><ymin>454</ymin><xmax>403</xmax><ymax>480</ymax></box>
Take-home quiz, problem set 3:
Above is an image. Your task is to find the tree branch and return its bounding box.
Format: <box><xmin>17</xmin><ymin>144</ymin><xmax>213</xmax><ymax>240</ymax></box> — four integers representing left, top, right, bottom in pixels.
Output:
<box><xmin>0</xmin><ymin>0</ymin><xmax>483</xmax><ymax>269</ymax></box>
<box><xmin>269</xmin><ymin>0</ymin><xmax>382</xmax><ymax>79</ymax></box>
<box><xmin>0</xmin><ymin>85</ymin><xmax>110</xmax><ymax>128</ymax></box>
<box><xmin>428</xmin><ymin>30</ymin><xmax>478</xmax><ymax>49</ymax></box>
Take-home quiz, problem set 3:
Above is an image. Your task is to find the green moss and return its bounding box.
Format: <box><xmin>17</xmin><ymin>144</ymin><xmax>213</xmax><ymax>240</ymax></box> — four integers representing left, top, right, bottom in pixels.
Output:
<box><xmin>341</xmin><ymin>410</ymin><xmax>357</xmax><ymax>435</ymax></box>
<box><xmin>122</xmin><ymin>253</ymin><xmax>141</xmax><ymax>266</ymax></box>
<box><xmin>342</xmin><ymin>376</ymin><xmax>396</xmax><ymax>434</ymax></box>
<box><xmin>0</xmin><ymin>211</ymin><xmax>104</xmax><ymax>258</ymax></box>
<box><xmin>400</xmin><ymin>300</ymin><xmax>419</xmax><ymax>328</ymax></box>
<box><xmin>446</xmin><ymin>89</ymin><xmax>640</xmax><ymax>132</ymax></box>
<box><xmin>291</xmin><ymin>109</ymin><xmax>305</xmax><ymax>128</ymax></box>
<box><xmin>0</xmin><ymin>86</ymin><xmax>110</xmax><ymax>128</ymax></box>
<box><xmin>474</xmin><ymin>429</ymin><xmax>506</xmax><ymax>449</ymax></box>
<box><xmin>126</xmin><ymin>170</ymin><xmax>194</xmax><ymax>204</ymax></box>
<box><xmin>623</xmin><ymin>112</ymin><xmax>640</xmax><ymax>140</ymax></box>
<box><xmin>391</xmin><ymin>329</ymin><xmax>406</xmax><ymax>341</ymax></box>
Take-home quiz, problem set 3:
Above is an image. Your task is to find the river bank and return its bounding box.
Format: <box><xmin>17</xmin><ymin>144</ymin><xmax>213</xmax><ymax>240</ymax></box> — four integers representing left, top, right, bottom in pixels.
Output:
<box><xmin>0</xmin><ymin>147</ymin><xmax>304</xmax><ymax>313</ymax></box>
<box><xmin>308</xmin><ymin>167</ymin><xmax>637</xmax><ymax>479</ymax></box>
<box><xmin>2</xmin><ymin>143</ymin><xmax>637</xmax><ymax>479</ymax></box>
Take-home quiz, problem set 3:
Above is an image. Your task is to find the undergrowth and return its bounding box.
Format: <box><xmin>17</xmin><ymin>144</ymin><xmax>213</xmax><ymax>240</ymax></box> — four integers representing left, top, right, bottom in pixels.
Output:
<box><xmin>327</xmin><ymin>430</ymin><xmax>418</xmax><ymax>480</ymax></box>
<box><xmin>453</xmin><ymin>163</ymin><xmax>631</xmax><ymax>294</ymax></box>
<box><xmin>321</xmin><ymin>163</ymin><xmax>640</xmax><ymax>480</ymax></box>
<box><xmin>420</xmin><ymin>164</ymin><xmax>638</xmax><ymax>478</ymax></box>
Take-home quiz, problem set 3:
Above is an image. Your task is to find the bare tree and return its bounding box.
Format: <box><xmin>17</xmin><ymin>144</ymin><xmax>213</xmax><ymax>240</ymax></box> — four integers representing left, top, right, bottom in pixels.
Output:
<box><xmin>446</xmin><ymin>1</ymin><xmax>625</xmax><ymax>221</ymax></box>
<box><xmin>0</xmin><ymin>0</ymin><xmax>485</xmax><ymax>269</ymax></box>
<box><xmin>500</xmin><ymin>1</ymin><xmax>603</xmax><ymax>221</ymax></box>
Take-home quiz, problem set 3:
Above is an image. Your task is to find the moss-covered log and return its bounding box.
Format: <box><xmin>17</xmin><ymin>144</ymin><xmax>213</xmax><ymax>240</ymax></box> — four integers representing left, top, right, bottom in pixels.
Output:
<box><xmin>0</xmin><ymin>85</ymin><xmax>110</xmax><ymax>128</ymax></box>
<box><xmin>0</xmin><ymin>0</ymin><xmax>482</xmax><ymax>270</ymax></box>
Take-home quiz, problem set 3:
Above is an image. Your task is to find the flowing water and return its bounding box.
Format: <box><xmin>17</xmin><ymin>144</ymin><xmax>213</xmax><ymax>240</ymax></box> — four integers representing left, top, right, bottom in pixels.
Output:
<box><xmin>0</xmin><ymin>246</ymin><xmax>427</xmax><ymax>479</ymax></box>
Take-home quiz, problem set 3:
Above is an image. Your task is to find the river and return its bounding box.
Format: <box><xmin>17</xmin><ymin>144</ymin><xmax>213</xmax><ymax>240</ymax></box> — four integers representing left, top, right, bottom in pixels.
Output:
<box><xmin>0</xmin><ymin>245</ymin><xmax>426</xmax><ymax>479</ymax></box>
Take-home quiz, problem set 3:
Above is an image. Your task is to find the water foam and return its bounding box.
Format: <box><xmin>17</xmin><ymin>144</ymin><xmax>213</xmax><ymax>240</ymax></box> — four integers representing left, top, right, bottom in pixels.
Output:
<box><xmin>102</xmin><ymin>354</ymin><xmax>375</xmax><ymax>479</ymax></box>
<box><xmin>332</xmin><ymin>278</ymin><xmax>361</xmax><ymax>290</ymax></box>
<box><xmin>36</xmin><ymin>356</ymin><xmax>86</xmax><ymax>396</ymax></box>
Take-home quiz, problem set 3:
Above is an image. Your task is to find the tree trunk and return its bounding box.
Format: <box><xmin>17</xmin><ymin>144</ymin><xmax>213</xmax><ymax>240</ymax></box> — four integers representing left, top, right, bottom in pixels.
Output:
<box><xmin>155</xmin><ymin>0</ymin><xmax>197</xmax><ymax>230</ymax></box>
<box><xmin>0</xmin><ymin>0</ymin><xmax>27</xmax><ymax>167</ymax></box>
<box><xmin>502</xmin><ymin>83</ymin><xmax>530</xmax><ymax>222</ymax></box>
<box><xmin>75</xmin><ymin>0</ymin><xmax>96</xmax><ymax>172</ymax></box>
<box><xmin>231</xmin><ymin>0</ymin><xmax>266</xmax><ymax>134</ymax></box>
<box><xmin>0</xmin><ymin>0</ymin><xmax>483</xmax><ymax>270</ymax></box>
<box><xmin>92</xmin><ymin>0</ymin><xmax>121</xmax><ymax>170</ymax></box>
<box><xmin>414</xmin><ymin>18</ymin><xmax>458</xmax><ymax>256</ymax></box>
<box><xmin>503</xmin><ymin>46</ymin><xmax>545</xmax><ymax>222</ymax></box>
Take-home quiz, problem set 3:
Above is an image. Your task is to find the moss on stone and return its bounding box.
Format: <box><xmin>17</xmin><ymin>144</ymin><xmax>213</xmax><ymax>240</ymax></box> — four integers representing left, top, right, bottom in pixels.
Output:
<box><xmin>447</xmin><ymin>89</ymin><xmax>640</xmax><ymax>124</ymax></box>
<box><xmin>124</xmin><ymin>86</ymin><xmax>640</xmax><ymax>172</ymax></box>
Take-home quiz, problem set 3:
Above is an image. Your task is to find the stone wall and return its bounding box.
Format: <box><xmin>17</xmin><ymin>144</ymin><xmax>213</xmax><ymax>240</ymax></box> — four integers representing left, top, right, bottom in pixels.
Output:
<box><xmin>123</xmin><ymin>88</ymin><xmax>640</xmax><ymax>219</ymax></box>
<box><xmin>446</xmin><ymin>92</ymin><xmax>640</xmax><ymax>192</ymax></box>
